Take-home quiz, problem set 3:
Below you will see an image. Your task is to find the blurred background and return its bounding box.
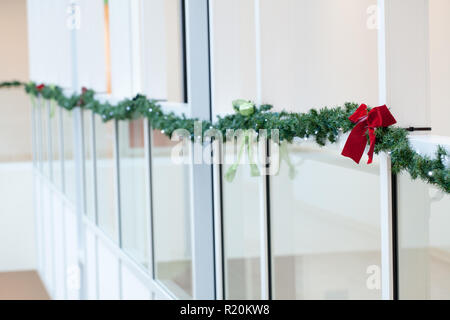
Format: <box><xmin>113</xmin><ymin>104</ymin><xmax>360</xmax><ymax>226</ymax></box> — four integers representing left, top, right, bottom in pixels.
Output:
<box><xmin>0</xmin><ymin>0</ymin><xmax>47</xmax><ymax>299</ymax></box>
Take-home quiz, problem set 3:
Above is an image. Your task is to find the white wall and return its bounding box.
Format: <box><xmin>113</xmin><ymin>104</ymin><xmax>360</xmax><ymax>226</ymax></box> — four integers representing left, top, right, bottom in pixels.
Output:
<box><xmin>260</xmin><ymin>0</ymin><xmax>379</xmax><ymax>112</ymax></box>
<box><xmin>429</xmin><ymin>0</ymin><xmax>450</xmax><ymax>136</ymax></box>
<box><xmin>0</xmin><ymin>0</ymin><xmax>36</xmax><ymax>272</ymax></box>
<box><xmin>76</xmin><ymin>0</ymin><xmax>106</xmax><ymax>92</ymax></box>
<box><xmin>0</xmin><ymin>0</ymin><xmax>31</xmax><ymax>162</ymax></box>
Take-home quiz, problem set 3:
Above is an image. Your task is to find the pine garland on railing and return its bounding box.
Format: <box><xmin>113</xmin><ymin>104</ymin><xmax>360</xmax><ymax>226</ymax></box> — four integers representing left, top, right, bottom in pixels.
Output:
<box><xmin>1</xmin><ymin>80</ymin><xmax>449</xmax><ymax>193</ymax></box>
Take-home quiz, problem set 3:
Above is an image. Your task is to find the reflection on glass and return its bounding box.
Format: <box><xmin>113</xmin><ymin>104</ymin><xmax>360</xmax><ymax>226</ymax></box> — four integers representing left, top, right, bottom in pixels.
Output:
<box><xmin>83</xmin><ymin>110</ymin><xmax>95</xmax><ymax>220</ymax></box>
<box><xmin>152</xmin><ymin>130</ymin><xmax>192</xmax><ymax>298</ymax></box>
<box><xmin>62</xmin><ymin>109</ymin><xmax>76</xmax><ymax>203</ymax></box>
<box><xmin>222</xmin><ymin>142</ymin><xmax>261</xmax><ymax>300</ymax></box>
<box><xmin>142</xmin><ymin>0</ymin><xmax>186</xmax><ymax>102</ymax></box>
<box><xmin>118</xmin><ymin>119</ymin><xmax>149</xmax><ymax>266</ymax></box>
<box><xmin>398</xmin><ymin>172</ymin><xmax>450</xmax><ymax>299</ymax></box>
<box><xmin>50</xmin><ymin>106</ymin><xmax>63</xmax><ymax>190</ymax></box>
<box><xmin>271</xmin><ymin>142</ymin><xmax>381</xmax><ymax>300</ymax></box>
<box><xmin>95</xmin><ymin>115</ymin><xmax>117</xmax><ymax>241</ymax></box>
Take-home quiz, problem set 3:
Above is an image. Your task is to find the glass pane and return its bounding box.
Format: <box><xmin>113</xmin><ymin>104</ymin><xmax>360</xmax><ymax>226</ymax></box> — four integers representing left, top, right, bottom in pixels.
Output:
<box><xmin>152</xmin><ymin>130</ymin><xmax>192</xmax><ymax>298</ymax></box>
<box><xmin>95</xmin><ymin>115</ymin><xmax>117</xmax><ymax>241</ymax></box>
<box><xmin>83</xmin><ymin>110</ymin><xmax>95</xmax><ymax>220</ymax></box>
<box><xmin>259</xmin><ymin>0</ymin><xmax>379</xmax><ymax>112</ymax></box>
<box><xmin>222</xmin><ymin>142</ymin><xmax>261</xmax><ymax>299</ymax></box>
<box><xmin>141</xmin><ymin>0</ymin><xmax>186</xmax><ymax>102</ymax></box>
<box><xmin>33</xmin><ymin>103</ymin><xmax>41</xmax><ymax>170</ymax></box>
<box><xmin>118</xmin><ymin>119</ymin><xmax>149</xmax><ymax>267</ymax></box>
<box><xmin>41</xmin><ymin>100</ymin><xmax>50</xmax><ymax>177</ymax></box>
<box><xmin>210</xmin><ymin>0</ymin><xmax>257</xmax><ymax>116</ymax></box>
<box><xmin>271</xmin><ymin>142</ymin><xmax>382</xmax><ymax>300</ymax></box>
<box><xmin>62</xmin><ymin>109</ymin><xmax>76</xmax><ymax>203</ymax></box>
<box><xmin>50</xmin><ymin>106</ymin><xmax>63</xmax><ymax>190</ymax></box>
<box><xmin>398</xmin><ymin>172</ymin><xmax>450</xmax><ymax>299</ymax></box>
<box><xmin>104</xmin><ymin>0</ymin><xmax>112</xmax><ymax>94</ymax></box>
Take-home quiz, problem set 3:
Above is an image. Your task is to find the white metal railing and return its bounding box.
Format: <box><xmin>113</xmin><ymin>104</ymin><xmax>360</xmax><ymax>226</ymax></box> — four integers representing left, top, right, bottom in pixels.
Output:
<box><xmin>24</xmin><ymin>0</ymin><xmax>450</xmax><ymax>301</ymax></box>
<box><xmin>31</xmin><ymin>94</ymin><xmax>450</xmax><ymax>300</ymax></box>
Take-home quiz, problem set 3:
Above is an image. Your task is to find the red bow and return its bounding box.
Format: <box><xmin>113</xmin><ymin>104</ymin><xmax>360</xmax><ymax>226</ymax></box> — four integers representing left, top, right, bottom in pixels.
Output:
<box><xmin>36</xmin><ymin>84</ymin><xmax>45</xmax><ymax>91</ymax></box>
<box><xmin>341</xmin><ymin>104</ymin><xmax>396</xmax><ymax>164</ymax></box>
<box><xmin>78</xmin><ymin>87</ymin><xmax>88</xmax><ymax>106</ymax></box>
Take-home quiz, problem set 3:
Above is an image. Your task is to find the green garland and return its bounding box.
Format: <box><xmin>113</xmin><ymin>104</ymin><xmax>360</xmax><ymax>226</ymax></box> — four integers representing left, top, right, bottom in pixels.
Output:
<box><xmin>1</xmin><ymin>80</ymin><xmax>449</xmax><ymax>193</ymax></box>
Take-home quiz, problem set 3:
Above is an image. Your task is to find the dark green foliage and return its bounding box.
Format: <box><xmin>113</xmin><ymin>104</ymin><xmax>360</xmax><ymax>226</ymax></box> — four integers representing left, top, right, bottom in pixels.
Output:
<box><xmin>0</xmin><ymin>80</ymin><xmax>23</xmax><ymax>89</ymax></box>
<box><xmin>1</xmin><ymin>81</ymin><xmax>449</xmax><ymax>193</ymax></box>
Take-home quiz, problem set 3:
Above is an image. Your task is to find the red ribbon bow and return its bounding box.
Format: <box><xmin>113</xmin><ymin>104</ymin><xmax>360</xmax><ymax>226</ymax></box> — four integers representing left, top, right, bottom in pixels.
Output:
<box><xmin>36</xmin><ymin>84</ymin><xmax>45</xmax><ymax>91</ymax></box>
<box><xmin>78</xmin><ymin>87</ymin><xmax>88</xmax><ymax>106</ymax></box>
<box><xmin>341</xmin><ymin>104</ymin><xmax>396</xmax><ymax>164</ymax></box>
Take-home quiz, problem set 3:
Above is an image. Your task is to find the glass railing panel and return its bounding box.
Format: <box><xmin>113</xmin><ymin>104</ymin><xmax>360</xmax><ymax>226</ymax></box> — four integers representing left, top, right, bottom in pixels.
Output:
<box><xmin>141</xmin><ymin>0</ymin><xmax>187</xmax><ymax>103</ymax></box>
<box><xmin>83</xmin><ymin>110</ymin><xmax>95</xmax><ymax>220</ymax></box>
<box><xmin>270</xmin><ymin>141</ymin><xmax>382</xmax><ymax>300</ymax></box>
<box><xmin>222</xmin><ymin>142</ymin><xmax>262</xmax><ymax>300</ymax></box>
<box><xmin>398</xmin><ymin>172</ymin><xmax>450</xmax><ymax>299</ymax></box>
<box><xmin>33</xmin><ymin>102</ymin><xmax>42</xmax><ymax>170</ymax></box>
<box><xmin>41</xmin><ymin>100</ymin><xmax>50</xmax><ymax>178</ymax></box>
<box><xmin>118</xmin><ymin>119</ymin><xmax>149</xmax><ymax>267</ymax></box>
<box><xmin>62</xmin><ymin>109</ymin><xmax>76</xmax><ymax>203</ymax></box>
<box><xmin>151</xmin><ymin>129</ymin><xmax>192</xmax><ymax>298</ymax></box>
<box><xmin>50</xmin><ymin>107</ymin><xmax>63</xmax><ymax>190</ymax></box>
<box><xmin>95</xmin><ymin>115</ymin><xmax>117</xmax><ymax>241</ymax></box>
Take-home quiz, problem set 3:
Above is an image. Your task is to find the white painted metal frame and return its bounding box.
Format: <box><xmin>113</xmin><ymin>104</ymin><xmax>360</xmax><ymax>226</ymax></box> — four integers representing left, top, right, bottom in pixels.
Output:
<box><xmin>207</xmin><ymin>0</ymin><xmax>225</xmax><ymax>300</ymax></box>
<box><xmin>377</xmin><ymin>0</ymin><xmax>400</xmax><ymax>300</ymax></box>
<box><xmin>185</xmin><ymin>0</ymin><xmax>216</xmax><ymax>300</ymax></box>
<box><xmin>57</xmin><ymin>0</ymin><xmax>215</xmax><ymax>300</ymax></box>
<box><xmin>30</xmin><ymin>0</ymin><xmax>439</xmax><ymax>301</ymax></box>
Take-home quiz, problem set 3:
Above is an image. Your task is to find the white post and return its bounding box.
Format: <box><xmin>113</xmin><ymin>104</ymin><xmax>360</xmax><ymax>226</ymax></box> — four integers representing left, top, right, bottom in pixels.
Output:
<box><xmin>185</xmin><ymin>0</ymin><xmax>215</xmax><ymax>299</ymax></box>
<box><xmin>254</xmin><ymin>0</ymin><xmax>271</xmax><ymax>300</ymax></box>
<box><xmin>377</xmin><ymin>0</ymin><xmax>394</xmax><ymax>301</ymax></box>
<box><xmin>378</xmin><ymin>0</ymin><xmax>432</xmax><ymax>300</ymax></box>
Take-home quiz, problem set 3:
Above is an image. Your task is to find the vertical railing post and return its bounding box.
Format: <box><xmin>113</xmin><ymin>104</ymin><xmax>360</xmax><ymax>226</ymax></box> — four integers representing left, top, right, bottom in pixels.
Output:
<box><xmin>185</xmin><ymin>0</ymin><xmax>215</xmax><ymax>299</ymax></box>
<box><xmin>254</xmin><ymin>0</ymin><xmax>271</xmax><ymax>300</ymax></box>
<box><xmin>72</xmin><ymin>106</ymin><xmax>86</xmax><ymax>300</ymax></box>
<box><xmin>70</xmin><ymin>0</ymin><xmax>86</xmax><ymax>300</ymax></box>
<box><xmin>57</xmin><ymin>106</ymin><xmax>68</xmax><ymax>299</ymax></box>
<box><xmin>212</xmin><ymin>149</ymin><xmax>224</xmax><ymax>300</ymax></box>
<box><xmin>379</xmin><ymin>153</ymin><xmax>395</xmax><ymax>300</ymax></box>
<box><xmin>31</xmin><ymin>96</ymin><xmax>41</xmax><ymax>277</ymax></box>
<box><xmin>145</xmin><ymin>121</ymin><xmax>155</xmax><ymax>281</ymax></box>
<box><xmin>37</xmin><ymin>97</ymin><xmax>43</xmax><ymax>172</ymax></box>
<box><xmin>378</xmin><ymin>0</ymin><xmax>394</xmax><ymax>300</ymax></box>
<box><xmin>46</xmin><ymin>99</ymin><xmax>57</xmax><ymax>296</ymax></box>
<box><xmin>47</xmin><ymin>101</ymin><xmax>54</xmax><ymax>181</ymax></box>
<box><xmin>113</xmin><ymin>119</ymin><xmax>124</xmax><ymax>299</ymax></box>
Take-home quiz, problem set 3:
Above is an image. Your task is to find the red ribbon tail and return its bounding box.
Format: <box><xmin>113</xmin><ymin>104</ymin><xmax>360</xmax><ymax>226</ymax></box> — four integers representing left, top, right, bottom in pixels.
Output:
<box><xmin>367</xmin><ymin>128</ymin><xmax>376</xmax><ymax>164</ymax></box>
<box><xmin>341</xmin><ymin>122</ymin><xmax>368</xmax><ymax>164</ymax></box>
